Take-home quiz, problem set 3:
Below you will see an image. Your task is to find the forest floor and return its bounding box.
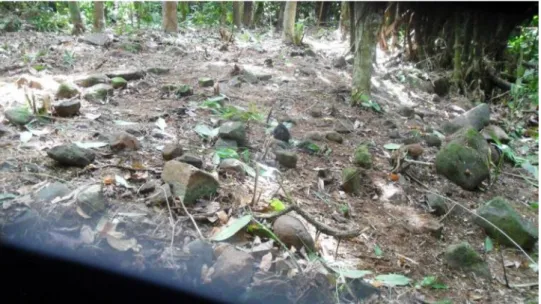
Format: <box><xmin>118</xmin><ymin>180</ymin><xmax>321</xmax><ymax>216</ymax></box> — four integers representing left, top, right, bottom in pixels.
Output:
<box><xmin>0</xmin><ymin>26</ymin><xmax>538</xmax><ymax>303</ymax></box>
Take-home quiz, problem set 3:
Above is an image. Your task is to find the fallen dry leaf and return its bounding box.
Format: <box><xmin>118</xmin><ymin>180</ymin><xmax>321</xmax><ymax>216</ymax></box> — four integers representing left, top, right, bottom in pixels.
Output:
<box><xmin>259</xmin><ymin>252</ymin><xmax>273</xmax><ymax>272</ymax></box>
<box><xmin>79</xmin><ymin>225</ymin><xmax>95</xmax><ymax>244</ymax></box>
<box><xmin>76</xmin><ymin>206</ymin><xmax>91</xmax><ymax>219</ymax></box>
<box><xmin>106</xmin><ymin>235</ymin><xmax>140</xmax><ymax>252</ymax></box>
<box><xmin>216</xmin><ymin>210</ymin><xmax>229</xmax><ymax>224</ymax></box>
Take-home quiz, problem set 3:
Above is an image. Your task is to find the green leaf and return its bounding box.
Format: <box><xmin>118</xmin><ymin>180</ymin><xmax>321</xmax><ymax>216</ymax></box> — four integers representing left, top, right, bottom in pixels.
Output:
<box><xmin>433</xmin><ymin>130</ymin><xmax>445</xmax><ymax>139</ymax></box>
<box><xmin>74</xmin><ymin>141</ymin><xmax>109</xmax><ymax>149</ymax></box>
<box><xmin>269</xmin><ymin>198</ymin><xmax>286</xmax><ymax>211</ymax></box>
<box><xmin>375</xmin><ymin>274</ymin><xmax>411</xmax><ymax>287</ymax></box>
<box><xmin>242</xmin><ymin>163</ymin><xmax>256</xmax><ymax>177</ymax></box>
<box><xmin>216</xmin><ymin>148</ymin><xmax>239</xmax><ymax>159</ymax></box>
<box><xmin>484</xmin><ymin>236</ymin><xmax>494</xmax><ymax>253</ymax></box>
<box><xmin>332</xmin><ymin>268</ymin><xmax>372</xmax><ymax>279</ymax></box>
<box><xmin>418</xmin><ymin>276</ymin><xmax>448</xmax><ymax>289</ymax></box>
<box><xmin>211</xmin><ymin>214</ymin><xmax>253</xmax><ymax>242</ymax></box>
<box><xmin>383</xmin><ymin>143</ymin><xmax>401</xmax><ymax>150</ymax></box>
<box><xmin>374</xmin><ymin>244</ymin><xmax>384</xmax><ymax>257</ymax></box>
<box><xmin>114</xmin><ymin>120</ymin><xmax>138</xmax><ymax>126</ymax></box>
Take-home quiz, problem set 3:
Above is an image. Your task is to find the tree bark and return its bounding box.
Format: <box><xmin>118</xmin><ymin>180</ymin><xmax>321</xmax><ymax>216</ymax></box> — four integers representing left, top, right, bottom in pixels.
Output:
<box><xmin>276</xmin><ymin>2</ymin><xmax>286</xmax><ymax>31</ymax></box>
<box><xmin>220</xmin><ymin>2</ymin><xmax>227</xmax><ymax>25</ymax></box>
<box><xmin>282</xmin><ymin>1</ymin><xmax>297</xmax><ymax>44</ymax></box>
<box><xmin>243</xmin><ymin>1</ymin><xmax>253</xmax><ymax>28</ymax></box>
<box><xmin>68</xmin><ymin>2</ymin><xmax>85</xmax><ymax>35</ymax></box>
<box><xmin>233</xmin><ymin>2</ymin><xmax>242</xmax><ymax>28</ymax></box>
<box><xmin>452</xmin><ymin>11</ymin><xmax>462</xmax><ymax>88</ymax></box>
<box><xmin>162</xmin><ymin>1</ymin><xmax>178</xmax><ymax>33</ymax></box>
<box><xmin>351</xmin><ymin>2</ymin><xmax>383</xmax><ymax>105</ymax></box>
<box><xmin>349</xmin><ymin>1</ymin><xmax>355</xmax><ymax>53</ymax></box>
<box><xmin>253</xmin><ymin>1</ymin><xmax>264</xmax><ymax>26</ymax></box>
<box><xmin>93</xmin><ymin>1</ymin><xmax>105</xmax><ymax>32</ymax></box>
<box><xmin>339</xmin><ymin>1</ymin><xmax>350</xmax><ymax>42</ymax></box>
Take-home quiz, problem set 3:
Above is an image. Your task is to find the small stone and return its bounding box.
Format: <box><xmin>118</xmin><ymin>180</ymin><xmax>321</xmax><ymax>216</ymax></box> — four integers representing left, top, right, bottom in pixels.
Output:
<box><xmin>185</xmin><ymin>240</ymin><xmax>214</xmax><ymax>278</ymax></box>
<box><xmin>325</xmin><ymin>131</ymin><xmax>343</xmax><ymax>144</ymax></box>
<box><xmin>272</xmin><ymin>123</ymin><xmax>291</xmax><ymax>143</ymax></box>
<box><xmin>146</xmin><ymin>67</ymin><xmax>170</xmax><ymax>75</ymax></box>
<box><xmin>175</xmin><ymin>84</ymin><xmax>193</xmax><ymax>97</ymax></box>
<box><xmin>257</xmin><ymin>74</ymin><xmax>272</xmax><ymax>81</ymax></box>
<box><xmin>353</xmin><ymin>145</ymin><xmax>372</xmax><ymax>168</ymax></box>
<box><xmin>433</xmin><ymin>77</ymin><xmax>450</xmax><ymax>97</ymax></box>
<box><xmin>272</xmin><ymin>215</ymin><xmax>315</xmax><ymax>252</ymax></box>
<box><xmin>146</xmin><ymin>184</ymin><xmax>173</xmax><ymax>206</ymax></box>
<box><xmin>383</xmin><ymin>120</ymin><xmax>398</xmax><ymax>129</ymax></box>
<box><xmin>269</xmin><ymin>139</ymin><xmax>289</xmax><ymax>152</ymax></box>
<box><xmin>80</xmin><ymin>33</ymin><xmax>111</xmax><ymax>46</ymax></box>
<box><xmin>210</xmin><ymin>247</ymin><xmax>254</xmax><ymax>291</ymax></box>
<box><xmin>214</xmin><ymin>138</ymin><xmax>238</xmax><ymax>149</ymax></box>
<box><xmin>309</xmin><ymin>108</ymin><xmax>323</xmax><ymax>118</ymax></box>
<box><xmin>219</xmin><ymin>158</ymin><xmax>246</xmax><ymax>176</ymax></box>
<box><xmin>290</xmin><ymin>50</ymin><xmax>305</xmax><ymax>57</ymax></box>
<box><xmin>162</xmin><ymin>143</ymin><xmax>184</xmax><ymax>161</ymax></box>
<box><xmin>111</xmin><ymin>77</ymin><xmax>128</xmax><ymax>89</ymax></box>
<box><xmin>489</xmin><ymin>145</ymin><xmax>500</xmax><ymax>164</ymax></box>
<box><xmin>401</xmin><ymin>130</ymin><xmax>423</xmax><ymax>144</ymax></box>
<box><xmin>75</xmin><ymin>74</ymin><xmax>110</xmax><ymax>88</ymax></box>
<box><xmin>404</xmin><ymin>143</ymin><xmax>424</xmax><ymax>158</ymax></box>
<box><xmin>76</xmin><ymin>184</ymin><xmax>107</xmax><ymax>217</ymax></box>
<box><xmin>275</xmin><ymin>150</ymin><xmax>298</xmax><ymax>169</ymax></box>
<box><xmin>199</xmin><ymin>77</ymin><xmax>214</xmax><ymax>87</ymax></box>
<box><xmin>481</xmin><ymin>125</ymin><xmax>510</xmax><ymax>144</ymax></box>
<box><xmin>444</xmin><ymin>242</ymin><xmax>490</xmax><ymax>278</ymax></box>
<box><xmin>335</xmin><ymin>119</ymin><xmax>354</xmax><ymax>134</ymax></box>
<box><xmin>426</xmin><ymin>193</ymin><xmax>448</xmax><ymax>216</ymax></box>
<box><xmin>345</xmin><ymin>54</ymin><xmax>354</xmax><ymax>64</ymax></box>
<box><xmin>47</xmin><ymin>144</ymin><xmax>95</xmax><ymax>167</ymax></box>
<box><xmin>175</xmin><ymin>153</ymin><xmax>203</xmax><ymax>169</ymax></box>
<box><xmin>36</xmin><ymin>182</ymin><xmax>71</xmax><ymax>203</ymax></box>
<box><xmin>332</xmin><ymin>56</ymin><xmax>347</xmax><ymax>68</ymax></box>
<box><xmin>4</xmin><ymin>107</ymin><xmax>33</xmax><ymax>126</ymax></box>
<box><xmin>264</xmin><ymin>58</ymin><xmax>273</xmax><ymax>67</ymax></box>
<box><xmin>54</xmin><ymin>100</ymin><xmax>81</xmax><ymax>117</ymax></box>
<box><xmin>161</xmin><ymin>160</ymin><xmax>219</xmax><ymax>205</ymax></box>
<box><xmin>388</xmin><ymin>130</ymin><xmax>401</xmax><ymax>139</ymax></box>
<box><xmin>305</xmin><ymin>48</ymin><xmax>316</xmax><ymax>57</ymax></box>
<box><xmin>219</xmin><ymin>121</ymin><xmax>247</xmax><ymax>146</ymax></box>
<box><xmin>110</xmin><ymin>132</ymin><xmax>141</xmax><ymax>151</ymax></box>
<box><xmin>304</xmin><ymin>131</ymin><xmax>324</xmax><ymax>141</ymax></box>
<box><xmin>431</xmin><ymin>94</ymin><xmax>441</xmax><ymax>103</ymax></box>
<box><xmin>55</xmin><ymin>83</ymin><xmax>79</xmax><ymax>99</ymax></box>
<box><xmin>241</xmin><ymin>70</ymin><xmax>259</xmax><ymax>84</ymax></box>
<box><xmin>442</xmin><ymin>103</ymin><xmax>490</xmax><ymax>135</ymax></box>
<box><xmin>398</xmin><ymin>105</ymin><xmax>415</xmax><ymax>118</ymax></box>
<box><xmin>139</xmin><ymin>180</ymin><xmax>158</xmax><ymax>194</ymax></box>
<box><xmin>0</xmin><ymin>124</ymin><xmax>10</xmax><ymax>137</ymax></box>
<box><xmin>83</xmin><ymin>84</ymin><xmax>114</xmax><ymax>103</ymax></box>
<box><xmin>424</xmin><ymin>135</ymin><xmax>442</xmax><ymax>148</ymax></box>
<box><xmin>342</xmin><ymin>167</ymin><xmax>360</xmax><ymax>195</ymax></box>
<box><xmin>105</xmin><ymin>69</ymin><xmax>146</xmax><ymax>81</ymax></box>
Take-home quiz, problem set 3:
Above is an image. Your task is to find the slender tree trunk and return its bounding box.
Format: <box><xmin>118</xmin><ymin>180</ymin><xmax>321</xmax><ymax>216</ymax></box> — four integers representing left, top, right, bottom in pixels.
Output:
<box><xmin>282</xmin><ymin>1</ymin><xmax>297</xmax><ymax>44</ymax></box>
<box><xmin>134</xmin><ymin>1</ymin><xmax>142</xmax><ymax>28</ymax></box>
<box><xmin>452</xmin><ymin>11</ymin><xmax>462</xmax><ymax>89</ymax></box>
<box><xmin>351</xmin><ymin>2</ymin><xmax>383</xmax><ymax>105</ymax></box>
<box><xmin>93</xmin><ymin>1</ymin><xmax>105</xmax><ymax>32</ymax></box>
<box><xmin>233</xmin><ymin>2</ymin><xmax>242</xmax><ymax>28</ymax></box>
<box><xmin>349</xmin><ymin>1</ymin><xmax>355</xmax><ymax>53</ymax></box>
<box><xmin>276</xmin><ymin>2</ymin><xmax>286</xmax><ymax>31</ymax></box>
<box><xmin>253</xmin><ymin>1</ymin><xmax>264</xmax><ymax>26</ymax></box>
<box><xmin>220</xmin><ymin>2</ymin><xmax>227</xmax><ymax>25</ymax></box>
<box><xmin>243</xmin><ymin>1</ymin><xmax>253</xmax><ymax>28</ymax></box>
<box><xmin>179</xmin><ymin>2</ymin><xmax>189</xmax><ymax>22</ymax></box>
<box><xmin>162</xmin><ymin>1</ymin><xmax>178</xmax><ymax>33</ymax></box>
<box><xmin>69</xmin><ymin>2</ymin><xmax>85</xmax><ymax>35</ymax></box>
<box><xmin>339</xmin><ymin>1</ymin><xmax>350</xmax><ymax>42</ymax></box>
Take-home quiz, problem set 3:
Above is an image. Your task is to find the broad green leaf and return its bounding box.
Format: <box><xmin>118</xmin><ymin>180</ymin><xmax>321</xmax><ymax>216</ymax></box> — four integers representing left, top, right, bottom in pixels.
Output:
<box><xmin>374</xmin><ymin>244</ymin><xmax>384</xmax><ymax>257</ymax></box>
<box><xmin>433</xmin><ymin>130</ymin><xmax>445</xmax><ymax>139</ymax></box>
<box><xmin>211</xmin><ymin>214</ymin><xmax>253</xmax><ymax>242</ymax></box>
<box><xmin>114</xmin><ymin>120</ymin><xmax>137</xmax><ymax>126</ymax></box>
<box><xmin>383</xmin><ymin>143</ymin><xmax>401</xmax><ymax>150</ymax></box>
<box><xmin>75</xmin><ymin>141</ymin><xmax>109</xmax><ymax>149</ymax></box>
<box><xmin>242</xmin><ymin>163</ymin><xmax>256</xmax><ymax>177</ymax></box>
<box><xmin>333</xmin><ymin>268</ymin><xmax>372</xmax><ymax>279</ymax></box>
<box><xmin>484</xmin><ymin>236</ymin><xmax>494</xmax><ymax>253</ymax></box>
<box><xmin>375</xmin><ymin>274</ymin><xmax>411</xmax><ymax>287</ymax></box>
<box><xmin>155</xmin><ymin>117</ymin><xmax>166</xmax><ymax>131</ymax></box>
<box><xmin>269</xmin><ymin>198</ymin><xmax>286</xmax><ymax>211</ymax></box>
<box><xmin>216</xmin><ymin>148</ymin><xmax>239</xmax><ymax>159</ymax></box>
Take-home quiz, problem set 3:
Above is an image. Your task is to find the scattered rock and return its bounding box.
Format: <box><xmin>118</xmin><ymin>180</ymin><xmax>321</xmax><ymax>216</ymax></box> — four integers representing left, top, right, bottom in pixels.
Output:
<box><xmin>229</xmin><ymin>76</ymin><xmax>242</xmax><ymax>88</ymax></box>
<box><xmin>481</xmin><ymin>125</ymin><xmax>510</xmax><ymax>144</ymax></box>
<box><xmin>199</xmin><ymin>77</ymin><xmax>214</xmax><ymax>87</ymax></box>
<box><xmin>332</xmin><ymin>56</ymin><xmax>347</xmax><ymax>68</ymax></box>
<box><xmin>305</xmin><ymin>48</ymin><xmax>316</xmax><ymax>57</ymax></box>
<box><xmin>388</xmin><ymin>130</ymin><xmax>401</xmax><ymax>139</ymax></box>
<box><xmin>219</xmin><ymin>121</ymin><xmax>246</xmax><ymax>146</ymax></box>
<box><xmin>83</xmin><ymin>84</ymin><xmax>114</xmax><ymax>103</ymax></box>
<box><xmin>435</xmin><ymin>128</ymin><xmax>489</xmax><ymax>190</ymax></box>
<box><xmin>175</xmin><ymin>84</ymin><xmax>193</xmax><ymax>97</ymax></box>
<box><xmin>431</xmin><ymin>94</ymin><xmax>441</xmax><ymax>103</ymax></box>
<box><xmin>264</xmin><ymin>58</ymin><xmax>273</xmax><ymax>67</ymax></box>
<box><xmin>353</xmin><ymin>145</ymin><xmax>372</xmax><ymax>168</ymax></box>
<box><xmin>424</xmin><ymin>135</ymin><xmax>442</xmax><ymax>148</ymax></box>
<box><xmin>240</xmin><ymin>69</ymin><xmax>259</xmax><ymax>84</ymax></box>
<box><xmin>489</xmin><ymin>145</ymin><xmax>500</xmax><ymax>164</ymax></box>
<box><xmin>214</xmin><ymin>138</ymin><xmax>238</xmax><ymax>149</ymax></box>
<box><xmin>146</xmin><ymin>184</ymin><xmax>173</xmax><ymax>206</ymax></box>
<box><xmin>110</xmin><ymin>132</ymin><xmax>141</xmax><ymax>151</ymax></box>
<box><xmin>257</xmin><ymin>73</ymin><xmax>272</xmax><ymax>81</ymax></box>
<box><xmin>54</xmin><ymin>99</ymin><xmax>81</xmax><ymax>117</ymax></box>
<box><xmin>309</xmin><ymin>108</ymin><xmax>323</xmax><ymax>118</ymax></box>
<box><xmin>210</xmin><ymin>247</ymin><xmax>254</xmax><ymax>291</ymax></box>
<box><xmin>161</xmin><ymin>160</ymin><xmax>219</xmax><ymax>204</ymax></box>
<box><xmin>442</xmin><ymin>103</ymin><xmax>490</xmax><ymax>135</ymax></box>
<box><xmin>0</xmin><ymin>123</ymin><xmax>10</xmax><ymax>137</ymax></box>
<box><xmin>35</xmin><ymin>182</ymin><xmax>71</xmax><ymax>203</ymax></box>
<box><xmin>176</xmin><ymin>153</ymin><xmax>203</xmax><ymax>169</ymax></box>
<box><xmin>403</xmin><ymin>143</ymin><xmax>424</xmax><ymax>159</ymax></box>
<box><xmin>325</xmin><ymin>131</ymin><xmax>343</xmax><ymax>144</ymax></box>
<box><xmin>55</xmin><ymin>83</ymin><xmax>79</xmax><ymax>99</ymax></box>
<box><xmin>433</xmin><ymin>77</ymin><xmax>450</xmax><ymax>97</ymax></box>
<box><xmin>75</xmin><ymin>74</ymin><xmax>110</xmax><ymax>88</ymax></box>
<box><xmin>218</xmin><ymin>158</ymin><xmax>246</xmax><ymax>176</ymax></box>
<box><xmin>105</xmin><ymin>69</ymin><xmax>146</xmax><ymax>81</ymax></box>
<box><xmin>397</xmin><ymin>105</ymin><xmax>415</xmax><ymax>118</ymax></box>
<box><xmin>185</xmin><ymin>239</ymin><xmax>214</xmax><ymax>278</ymax></box>
<box><xmin>444</xmin><ymin>242</ymin><xmax>490</xmax><ymax>278</ymax></box>
<box><xmin>475</xmin><ymin>197</ymin><xmax>538</xmax><ymax>249</ymax></box>
<box><xmin>290</xmin><ymin>50</ymin><xmax>305</xmax><ymax>57</ymax></box>
<box><xmin>401</xmin><ymin>130</ymin><xmax>423</xmax><ymax>144</ymax></box>
<box><xmin>304</xmin><ymin>131</ymin><xmax>325</xmax><ymax>141</ymax></box>
<box><xmin>47</xmin><ymin>144</ymin><xmax>95</xmax><ymax>167</ymax></box>
<box><xmin>383</xmin><ymin>120</ymin><xmax>398</xmax><ymax>129</ymax></box>
<box><xmin>272</xmin><ymin>123</ymin><xmax>291</xmax><ymax>143</ymax></box>
<box><xmin>342</xmin><ymin>167</ymin><xmax>360</xmax><ymax>195</ymax></box>
<box><xmin>138</xmin><ymin>180</ymin><xmax>158</xmax><ymax>195</ymax></box>
<box><xmin>426</xmin><ymin>193</ymin><xmax>448</xmax><ymax>216</ymax></box>
<box><xmin>4</xmin><ymin>107</ymin><xmax>33</xmax><ymax>126</ymax></box>
<box><xmin>76</xmin><ymin>184</ymin><xmax>106</xmax><ymax>217</ymax></box>
<box><xmin>146</xmin><ymin>67</ymin><xmax>170</xmax><ymax>75</ymax></box>
<box><xmin>272</xmin><ymin>215</ymin><xmax>315</xmax><ymax>252</ymax></box>
<box><xmin>275</xmin><ymin>150</ymin><xmax>298</xmax><ymax>169</ymax></box>
<box><xmin>80</xmin><ymin>33</ymin><xmax>111</xmax><ymax>46</ymax></box>
<box><xmin>162</xmin><ymin>143</ymin><xmax>184</xmax><ymax>161</ymax></box>
<box><xmin>111</xmin><ymin>77</ymin><xmax>128</xmax><ymax>89</ymax></box>
<box><xmin>335</xmin><ymin>119</ymin><xmax>354</xmax><ymax>134</ymax></box>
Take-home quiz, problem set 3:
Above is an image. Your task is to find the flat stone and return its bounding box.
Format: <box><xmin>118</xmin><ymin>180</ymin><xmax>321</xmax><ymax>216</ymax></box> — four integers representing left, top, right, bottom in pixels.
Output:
<box><xmin>76</xmin><ymin>184</ymin><xmax>106</xmax><ymax>217</ymax></box>
<box><xmin>482</xmin><ymin>125</ymin><xmax>510</xmax><ymax>144</ymax></box>
<box><xmin>214</xmin><ymin>138</ymin><xmax>238</xmax><ymax>149</ymax></box>
<box><xmin>442</xmin><ymin>103</ymin><xmax>490</xmax><ymax>135</ymax></box>
<box><xmin>54</xmin><ymin>100</ymin><xmax>81</xmax><ymax>117</ymax></box>
<box><xmin>161</xmin><ymin>160</ymin><xmax>219</xmax><ymax>205</ymax></box>
<box><xmin>80</xmin><ymin>33</ymin><xmax>112</xmax><ymax>46</ymax></box>
<box><xmin>175</xmin><ymin>153</ymin><xmax>203</xmax><ymax>169</ymax></box>
<box><xmin>36</xmin><ymin>182</ymin><xmax>71</xmax><ymax>202</ymax></box>
<box><xmin>47</xmin><ymin>144</ymin><xmax>95</xmax><ymax>167</ymax></box>
<box><xmin>105</xmin><ymin>69</ymin><xmax>146</xmax><ymax>81</ymax></box>
<box><xmin>275</xmin><ymin>150</ymin><xmax>298</xmax><ymax>169</ymax></box>
<box><xmin>162</xmin><ymin>143</ymin><xmax>184</xmax><ymax>161</ymax></box>
<box><xmin>218</xmin><ymin>158</ymin><xmax>246</xmax><ymax>176</ymax></box>
<box><xmin>219</xmin><ymin>121</ymin><xmax>246</xmax><ymax>146</ymax></box>
<box><xmin>83</xmin><ymin>84</ymin><xmax>114</xmax><ymax>103</ymax></box>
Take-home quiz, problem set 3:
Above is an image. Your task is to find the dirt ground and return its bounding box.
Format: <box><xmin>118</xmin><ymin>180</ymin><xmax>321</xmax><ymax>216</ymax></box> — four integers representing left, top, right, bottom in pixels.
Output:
<box><xmin>0</xmin><ymin>26</ymin><xmax>538</xmax><ymax>303</ymax></box>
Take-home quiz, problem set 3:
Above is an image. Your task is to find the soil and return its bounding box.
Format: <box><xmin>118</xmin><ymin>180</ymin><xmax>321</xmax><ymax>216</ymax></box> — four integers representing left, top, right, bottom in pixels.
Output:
<box><xmin>0</xmin><ymin>27</ymin><xmax>538</xmax><ymax>303</ymax></box>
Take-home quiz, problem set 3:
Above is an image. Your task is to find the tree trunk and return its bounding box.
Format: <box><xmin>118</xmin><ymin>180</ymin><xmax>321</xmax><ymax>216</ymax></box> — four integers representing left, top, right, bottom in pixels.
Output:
<box><xmin>93</xmin><ymin>1</ymin><xmax>105</xmax><ymax>32</ymax></box>
<box><xmin>276</xmin><ymin>2</ymin><xmax>286</xmax><ymax>31</ymax></box>
<box><xmin>351</xmin><ymin>3</ymin><xmax>383</xmax><ymax>105</ymax></box>
<box><xmin>233</xmin><ymin>2</ymin><xmax>242</xmax><ymax>28</ymax></box>
<box><xmin>452</xmin><ymin>11</ymin><xmax>462</xmax><ymax>89</ymax></box>
<box><xmin>243</xmin><ymin>1</ymin><xmax>253</xmax><ymax>28</ymax></box>
<box><xmin>179</xmin><ymin>2</ymin><xmax>189</xmax><ymax>22</ymax></box>
<box><xmin>220</xmin><ymin>2</ymin><xmax>227</xmax><ymax>25</ymax></box>
<box><xmin>339</xmin><ymin>1</ymin><xmax>350</xmax><ymax>42</ymax></box>
<box><xmin>282</xmin><ymin>1</ymin><xmax>297</xmax><ymax>44</ymax></box>
<box><xmin>68</xmin><ymin>2</ymin><xmax>85</xmax><ymax>35</ymax></box>
<box><xmin>349</xmin><ymin>1</ymin><xmax>355</xmax><ymax>53</ymax></box>
<box><xmin>134</xmin><ymin>1</ymin><xmax>142</xmax><ymax>28</ymax></box>
<box><xmin>162</xmin><ymin>1</ymin><xmax>178</xmax><ymax>33</ymax></box>
<box><xmin>253</xmin><ymin>1</ymin><xmax>264</xmax><ymax>26</ymax></box>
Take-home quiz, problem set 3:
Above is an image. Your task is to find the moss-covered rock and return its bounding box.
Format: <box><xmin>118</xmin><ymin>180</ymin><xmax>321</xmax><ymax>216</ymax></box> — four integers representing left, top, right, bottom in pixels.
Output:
<box><xmin>175</xmin><ymin>84</ymin><xmax>193</xmax><ymax>97</ymax></box>
<box><xmin>75</xmin><ymin>74</ymin><xmax>110</xmax><ymax>88</ymax></box>
<box><xmin>4</xmin><ymin>107</ymin><xmax>33</xmax><ymax>126</ymax></box>
<box><xmin>198</xmin><ymin>77</ymin><xmax>214</xmax><ymax>87</ymax></box>
<box><xmin>111</xmin><ymin>77</ymin><xmax>128</xmax><ymax>89</ymax></box>
<box><xmin>442</xmin><ymin>103</ymin><xmax>490</xmax><ymax>135</ymax></box>
<box><xmin>353</xmin><ymin>145</ymin><xmax>372</xmax><ymax>169</ymax></box>
<box><xmin>275</xmin><ymin>150</ymin><xmax>298</xmax><ymax>168</ymax></box>
<box><xmin>325</xmin><ymin>131</ymin><xmax>343</xmax><ymax>144</ymax></box>
<box><xmin>444</xmin><ymin>242</ymin><xmax>490</xmax><ymax>278</ymax></box>
<box><xmin>475</xmin><ymin>197</ymin><xmax>538</xmax><ymax>249</ymax></box>
<box><xmin>56</xmin><ymin>83</ymin><xmax>79</xmax><ymax>99</ymax></box>
<box><xmin>342</xmin><ymin>167</ymin><xmax>360</xmax><ymax>195</ymax></box>
<box><xmin>218</xmin><ymin>121</ymin><xmax>246</xmax><ymax>146</ymax></box>
<box><xmin>435</xmin><ymin>128</ymin><xmax>489</xmax><ymax>190</ymax></box>
<box><xmin>83</xmin><ymin>84</ymin><xmax>114</xmax><ymax>103</ymax></box>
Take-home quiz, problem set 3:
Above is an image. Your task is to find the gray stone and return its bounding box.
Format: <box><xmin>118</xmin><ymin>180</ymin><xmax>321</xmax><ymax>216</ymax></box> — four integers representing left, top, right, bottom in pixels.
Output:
<box><xmin>139</xmin><ymin>180</ymin><xmax>158</xmax><ymax>195</ymax></box>
<box><xmin>272</xmin><ymin>215</ymin><xmax>315</xmax><ymax>252</ymax></box>
<box><xmin>434</xmin><ymin>77</ymin><xmax>450</xmax><ymax>97</ymax></box>
<box><xmin>426</xmin><ymin>193</ymin><xmax>448</xmax><ymax>216</ymax></box>
<box><xmin>74</xmin><ymin>74</ymin><xmax>110</xmax><ymax>88</ymax></box>
<box><xmin>210</xmin><ymin>247</ymin><xmax>254</xmax><ymax>291</ymax></box>
<box><xmin>482</xmin><ymin>125</ymin><xmax>510</xmax><ymax>144</ymax></box>
<box><xmin>304</xmin><ymin>131</ymin><xmax>324</xmax><ymax>141</ymax></box>
<box><xmin>332</xmin><ymin>56</ymin><xmax>347</xmax><ymax>68</ymax></box>
<box><xmin>4</xmin><ymin>107</ymin><xmax>33</xmax><ymax>126</ymax></box>
<box><xmin>443</xmin><ymin>103</ymin><xmax>490</xmax><ymax>135</ymax></box>
<box><xmin>214</xmin><ymin>138</ymin><xmax>238</xmax><ymax>149</ymax></box>
<box><xmin>80</xmin><ymin>33</ymin><xmax>111</xmax><ymax>46</ymax></box>
<box><xmin>175</xmin><ymin>153</ymin><xmax>203</xmax><ymax>169</ymax></box>
<box><xmin>219</xmin><ymin>158</ymin><xmax>246</xmax><ymax>176</ymax></box>
<box><xmin>47</xmin><ymin>144</ymin><xmax>95</xmax><ymax>167</ymax></box>
<box><xmin>444</xmin><ymin>242</ymin><xmax>491</xmax><ymax>278</ymax></box>
<box><xmin>241</xmin><ymin>70</ymin><xmax>259</xmax><ymax>84</ymax></box>
<box><xmin>398</xmin><ymin>105</ymin><xmax>415</xmax><ymax>118</ymax></box>
<box><xmin>325</xmin><ymin>131</ymin><xmax>343</xmax><ymax>144</ymax></box>
<box><xmin>272</xmin><ymin>123</ymin><xmax>290</xmax><ymax>143</ymax></box>
<box><xmin>335</xmin><ymin>119</ymin><xmax>354</xmax><ymax>134</ymax></box>
<box><xmin>219</xmin><ymin>121</ymin><xmax>246</xmax><ymax>146</ymax></box>
<box><xmin>36</xmin><ymin>182</ymin><xmax>70</xmax><ymax>202</ymax></box>
<box><xmin>185</xmin><ymin>240</ymin><xmax>214</xmax><ymax>278</ymax></box>
<box><xmin>105</xmin><ymin>69</ymin><xmax>146</xmax><ymax>81</ymax></box>
<box><xmin>275</xmin><ymin>150</ymin><xmax>298</xmax><ymax>168</ymax></box>
<box><xmin>146</xmin><ymin>184</ymin><xmax>173</xmax><ymax>206</ymax></box>
<box><xmin>76</xmin><ymin>184</ymin><xmax>106</xmax><ymax>217</ymax></box>
<box><xmin>198</xmin><ymin>77</ymin><xmax>214</xmax><ymax>87</ymax></box>
<box><xmin>54</xmin><ymin>100</ymin><xmax>80</xmax><ymax>117</ymax></box>
<box><xmin>162</xmin><ymin>143</ymin><xmax>184</xmax><ymax>161</ymax></box>
<box><xmin>83</xmin><ymin>84</ymin><xmax>114</xmax><ymax>103</ymax></box>
<box><xmin>475</xmin><ymin>197</ymin><xmax>538</xmax><ymax>249</ymax></box>
<box><xmin>424</xmin><ymin>135</ymin><xmax>442</xmax><ymax>148</ymax></box>
<box><xmin>161</xmin><ymin>160</ymin><xmax>219</xmax><ymax>205</ymax></box>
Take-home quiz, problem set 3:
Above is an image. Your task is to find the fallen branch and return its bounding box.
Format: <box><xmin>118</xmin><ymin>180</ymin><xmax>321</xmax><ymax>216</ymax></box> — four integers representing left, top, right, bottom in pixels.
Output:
<box><xmin>177</xmin><ymin>196</ymin><xmax>204</xmax><ymax>239</ymax></box>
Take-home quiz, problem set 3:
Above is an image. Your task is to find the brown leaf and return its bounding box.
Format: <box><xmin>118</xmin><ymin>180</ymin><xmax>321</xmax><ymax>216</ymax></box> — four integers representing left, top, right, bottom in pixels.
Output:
<box><xmin>216</xmin><ymin>210</ymin><xmax>229</xmax><ymax>224</ymax></box>
<box><xmin>106</xmin><ymin>235</ymin><xmax>139</xmax><ymax>252</ymax></box>
<box><xmin>259</xmin><ymin>252</ymin><xmax>273</xmax><ymax>272</ymax></box>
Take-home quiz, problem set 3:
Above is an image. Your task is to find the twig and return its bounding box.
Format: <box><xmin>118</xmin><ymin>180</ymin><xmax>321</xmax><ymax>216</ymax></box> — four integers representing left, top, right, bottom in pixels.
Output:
<box><xmin>21</xmin><ymin>172</ymin><xmax>68</xmax><ymax>183</ymax></box>
<box><xmin>509</xmin><ymin>282</ymin><xmax>539</xmax><ymax>288</ymax></box>
<box><xmin>403</xmin><ymin>171</ymin><xmax>430</xmax><ymax>190</ymax></box>
<box><xmin>395</xmin><ymin>253</ymin><xmax>419</xmax><ymax>265</ymax></box>
<box><xmin>500</xmin><ymin>246</ymin><xmax>510</xmax><ymax>288</ymax></box>
<box><xmin>403</xmin><ymin>159</ymin><xmax>433</xmax><ymax>166</ymax></box>
<box><xmin>251</xmin><ymin>163</ymin><xmax>259</xmax><ymax>206</ymax></box>
<box><xmin>438</xmin><ymin>203</ymin><xmax>457</xmax><ymax>222</ymax></box>
<box><xmin>178</xmin><ymin>196</ymin><xmax>204</xmax><ymax>239</ymax></box>
<box><xmin>98</xmin><ymin>164</ymin><xmax>161</xmax><ymax>174</ymax></box>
